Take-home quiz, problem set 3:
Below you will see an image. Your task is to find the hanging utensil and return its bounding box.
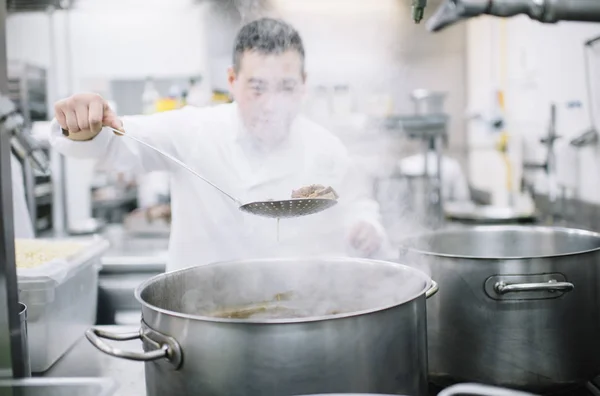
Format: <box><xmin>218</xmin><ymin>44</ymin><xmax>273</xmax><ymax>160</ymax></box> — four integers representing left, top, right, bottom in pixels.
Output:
<box><xmin>64</xmin><ymin>127</ymin><xmax>337</xmax><ymax>219</ymax></box>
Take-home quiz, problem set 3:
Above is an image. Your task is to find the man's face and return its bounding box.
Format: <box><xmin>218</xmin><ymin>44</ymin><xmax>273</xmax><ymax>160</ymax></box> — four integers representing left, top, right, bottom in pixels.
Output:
<box><xmin>228</xmin><ymin>50</ymin><xmax>306</xmax><ymax>148</ymax></box>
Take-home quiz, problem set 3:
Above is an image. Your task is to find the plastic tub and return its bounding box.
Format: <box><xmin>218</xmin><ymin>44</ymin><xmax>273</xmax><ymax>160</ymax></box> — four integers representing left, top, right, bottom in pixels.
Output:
<box><xmin>17</xmin><ymin>237</ymin><xmax>110</xmax><ymax>372</ymax></box>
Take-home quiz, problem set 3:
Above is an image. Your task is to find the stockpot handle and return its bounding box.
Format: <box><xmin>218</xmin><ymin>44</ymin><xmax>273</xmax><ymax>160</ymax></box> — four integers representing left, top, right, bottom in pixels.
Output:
<box><xmin>494</xmin><ymin>279</ymin><xmax>574</xmax><ymax>295</ymax></box>
<box><xmin>426</xmin><ymin>280</ymin><xmax>439</xmax><ymax>299</ymax></box>
<box><xmin>85</xmin><ymin>326</ymin><xmax>183</xmax><ymax>369</ymax></box>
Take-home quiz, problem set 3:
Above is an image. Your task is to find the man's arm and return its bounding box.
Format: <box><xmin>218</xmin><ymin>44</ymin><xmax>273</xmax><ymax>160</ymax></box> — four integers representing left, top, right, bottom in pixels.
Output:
<box><xmin>49</xmin><ymin>93</ymin><xmax>202</xmax><ymax>175</ymax></box>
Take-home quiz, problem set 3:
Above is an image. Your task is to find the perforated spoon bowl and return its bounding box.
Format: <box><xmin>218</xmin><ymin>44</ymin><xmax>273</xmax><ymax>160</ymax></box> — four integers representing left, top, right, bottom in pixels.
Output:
<box><xmin>106</xmin><ymin>128</ymin><xmax>337</xmax><ymax>218</ymax></box>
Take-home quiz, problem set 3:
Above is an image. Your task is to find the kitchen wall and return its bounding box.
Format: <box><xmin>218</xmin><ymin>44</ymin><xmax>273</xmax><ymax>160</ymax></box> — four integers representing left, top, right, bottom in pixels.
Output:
<box><xmin>6</xmin><ymin>0</ymin><xmax>209</xmax><ymax>103</ymax></box>
<box><xmin>5</xmin><ymin>0</ymin><xmax>211</xmax><ymax>229</ymax></box>
<box><xmin>7</xmin><ymin>0</ymin><xmax>467</xmax><ymax>211</ymax></box>
<box><xmin>467</xmin><ymin>16</ymin><xmax>600</xmax><ymax>206</ymax></box>
<box><xmin>7</xmin><ymin>0</ymin><xmax>468</xmax><ymax>174</ymax></box>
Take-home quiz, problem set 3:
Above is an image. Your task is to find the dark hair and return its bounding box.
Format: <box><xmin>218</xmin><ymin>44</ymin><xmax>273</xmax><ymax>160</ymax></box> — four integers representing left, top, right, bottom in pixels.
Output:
<box><xmin>233</xmin><ymin>17</ymin><xmax>305</xmax><ymax>73</ymax></box>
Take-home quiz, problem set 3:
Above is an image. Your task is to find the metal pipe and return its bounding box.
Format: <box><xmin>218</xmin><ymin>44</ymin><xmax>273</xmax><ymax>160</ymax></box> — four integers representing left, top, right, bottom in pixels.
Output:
<box><xmin>434</xmin><ymin>134</ymin><xmax>444</xmax><ymax>221</ymax></box>
<box><xmin>427</xmin><ymin>0</ymin><xmax>600</xmax><ymax>32</ymax></box>
<box><xmin>412</xmin><ymin>0</ymin><xmax>427</xmax><ymax>23</ymax></box>
<box><xmin>546</xmin><ymin>104</ymin><xmax>558</xmax><ymax>204</ymax></box>
<box><xmin>585</xmin><ymin>35</ymin><xmax>600</xmax><ymax>47</ymax></box>
<box><xmin>546</xmin><ymin>0</ymin><xmax>600</xmax><ymax>23</ymax></box>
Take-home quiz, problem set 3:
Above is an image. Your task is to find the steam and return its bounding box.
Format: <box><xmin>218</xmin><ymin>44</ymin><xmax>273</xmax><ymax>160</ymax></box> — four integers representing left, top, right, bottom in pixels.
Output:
<box><xmin>150</xmin><ymin>258</ymin><xmax>430</xmax><ymax>320</ymax></box>
<box><xmin>221</xmin><ymin>0</ymin><xmax>439</xmax><ymax>264</ymax></box>
<box><xmin>136</xmin><ymin>0</ymin><xmax>446</xmax><ymax>321</ymax></box>
<box><xmin>221</xmin><ymin>0</ymin><xmax>275</xmax><ymax>23</ymax></box>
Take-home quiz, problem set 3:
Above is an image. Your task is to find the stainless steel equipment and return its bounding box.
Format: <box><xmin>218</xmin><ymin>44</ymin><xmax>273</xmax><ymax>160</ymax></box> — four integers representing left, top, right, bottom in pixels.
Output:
<box><xmin>301</xmin><ymin>383</ymin><xmax>539</xmax><ymax>396</ymax></box>
<box><xmin>0</xmin><ymin>96</ymin><xmax>49</xmax><ymax>175</ymax></box>
<box><xmin>522</xmin><ymin>104</ymin><xmax>560</xmax><ymax>218</ymax></box>
<box><xmin>427</xmin><ymin>0</ymin><xmax>600</xmax><ymax>32</ymax></box>
<box><xmin>86</xmin><ymin>258</ymin><xmax>437</xmax><ymax>396</ymax></box>
<box><xmin>6</xmin><ymin>61</ymin><xmax>53</xmax><ymax>234</ymax></box>
<box><xmin>0</xmin><ymin>91</ymin><xmax>52</xmax><ymax>235</ymax></box>
<box><xmin>437</xmin><ymin>383</ymin><xmax>538</xmax><ymax>396</ymax></box>
<box><xmin>395</xmin><ymin>90</ymin><xmax>449</xmax><ymax>226</ymax></box>
<box><xmin>18</xmin><ymin>302</ymin><xmax>30</xmax><ymax>378</ymax></box>
<box><xmin>7</xmin><ymin>61</ymin><xmax>48</xmax><ymax>127</ymax></box>
<box><xmin>412</xmin><ymin>0</ymin><xmax>427</xmax><ymax>23</ymax></box>
<box><xmin>443</xmin><ymin>202</ymin><xmax>536</xmax><ymax>224</ymax></box>
<box><xmin>0</xmin><ymin>0</ymin><xmax>27</xmax><ymax>376</ymax></box>
<box><xmin>400</xmin><ymin>225</ymin><xmax>600</xmax><ymax>392</ymax></box>
<box><xmin>97</xmin><ymin>128</ymin><xmax>338</xmax><ymax>219</ymax></box>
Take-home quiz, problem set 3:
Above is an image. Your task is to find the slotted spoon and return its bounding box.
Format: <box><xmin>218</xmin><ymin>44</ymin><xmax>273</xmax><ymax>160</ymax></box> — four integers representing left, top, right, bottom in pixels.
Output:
<box><xmin>104</xmin><ymin>128</ymin><xmax>337</xmax><ymax>218</ymax></box>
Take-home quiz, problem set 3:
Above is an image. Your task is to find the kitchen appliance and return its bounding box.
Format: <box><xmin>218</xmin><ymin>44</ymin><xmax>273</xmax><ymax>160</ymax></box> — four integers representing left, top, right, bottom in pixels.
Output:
<box><xmin>7</xmin><ymin>62</ymin><xmax>53</xmax><ymax>235</ymax></box>
<box><xmin>86</xmin><ymin>257</ymin><xmax>437</xmax><ymax>396</ymax></box>
<box><xmin>400</xmin><ymin>225</ymin><xmax>600</xmax><ymax>392</ymax></box>
<box><xmin>379</xmin><ymin>90</ymin><xmax>449</xmax><ymax>228</ymax></box>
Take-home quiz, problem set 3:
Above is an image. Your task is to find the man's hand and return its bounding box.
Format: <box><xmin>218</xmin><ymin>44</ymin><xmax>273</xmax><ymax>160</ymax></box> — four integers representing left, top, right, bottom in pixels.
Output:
<box><xmin>348</xmin><ymin>221</ymin><xmax>382</xmax><ymax>257</ymax></box>
<box><xmin>54</xmin><ymin>93</ymin><xmax>122</xmax><ymax>141</ymax></box>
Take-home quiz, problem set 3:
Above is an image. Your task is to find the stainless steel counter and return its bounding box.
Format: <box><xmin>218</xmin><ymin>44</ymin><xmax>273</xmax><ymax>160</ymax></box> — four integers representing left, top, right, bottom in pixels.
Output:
<box><xmin>101</xmin><ymin>224</ymin><xmax>169</xmax><ymax>269</ymax></box>
<box><xmin>95</xmin><ymin>225</ymin><xmax>168</xmax><ymax>325</ymax></box>
<box><xmin>42</xmin><ymin>325</ymin><xmax>146</xmax><ymax>396</ymax></box>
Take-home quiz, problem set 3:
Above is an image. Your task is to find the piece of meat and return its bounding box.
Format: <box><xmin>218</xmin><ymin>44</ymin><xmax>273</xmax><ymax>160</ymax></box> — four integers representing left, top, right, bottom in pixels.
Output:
<box><xmin>291</xmin><ymin>184</ymin><xmax>339</xmax><ymax>200</ymax></box>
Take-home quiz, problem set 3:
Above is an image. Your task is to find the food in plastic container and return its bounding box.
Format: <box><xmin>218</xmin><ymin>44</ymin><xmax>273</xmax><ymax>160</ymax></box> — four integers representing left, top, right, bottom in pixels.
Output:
<box><xmin>16</xmin><ymin>236</ymin><xmax>109</xmax><ymax>372</ymax></box>
<box><xmin>15</xmin><ymin>240</ymin><xmax>86</xmax><ymax>269</ymax></box>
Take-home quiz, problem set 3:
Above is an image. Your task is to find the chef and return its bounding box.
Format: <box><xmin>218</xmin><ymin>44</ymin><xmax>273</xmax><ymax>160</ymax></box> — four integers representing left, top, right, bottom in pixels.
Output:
<box><xmin>49</xmin><ymin>17</ymin><xmax>390</xmax><ymax>271</ymax></box>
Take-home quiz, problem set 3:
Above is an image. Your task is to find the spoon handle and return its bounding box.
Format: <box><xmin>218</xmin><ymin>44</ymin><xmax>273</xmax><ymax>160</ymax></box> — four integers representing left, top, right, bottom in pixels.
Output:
<box><xmin>109</xmin><ymin>127</ymin><xmax>242</xmax><ymax>205</ymax></box>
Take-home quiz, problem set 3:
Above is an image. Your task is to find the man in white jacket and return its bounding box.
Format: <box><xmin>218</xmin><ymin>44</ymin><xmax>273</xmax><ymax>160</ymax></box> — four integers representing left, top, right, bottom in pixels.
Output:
<box><xmin>49</xmin><ymin>18</ymin><xmax>389</xmax><ymax>271</ymax></box>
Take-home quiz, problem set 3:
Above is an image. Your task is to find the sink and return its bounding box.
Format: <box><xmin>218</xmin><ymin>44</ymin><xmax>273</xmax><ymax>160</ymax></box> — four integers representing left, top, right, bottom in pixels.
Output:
<box><xmin>0</xmin><ymin>378</ymin><xmax>116</xmax><ymax>396</ymax></box>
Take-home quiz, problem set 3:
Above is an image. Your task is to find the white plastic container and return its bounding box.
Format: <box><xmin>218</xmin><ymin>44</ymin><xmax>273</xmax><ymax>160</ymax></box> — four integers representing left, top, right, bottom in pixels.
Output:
<box><xmin>17</xmin><ymin>237</ymin><xmax>110</xmax><ymax>373</ymax></box>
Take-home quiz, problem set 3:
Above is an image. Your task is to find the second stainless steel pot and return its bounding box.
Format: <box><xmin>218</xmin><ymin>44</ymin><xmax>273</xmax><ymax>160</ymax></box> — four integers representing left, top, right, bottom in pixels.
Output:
<box><xmin>86</xmin><ymin>257</ymin><xmax>437</xmax><ymax>396</ymax></box>
<box><xmin>401</xmin><ymin>225</ymin><xmax>600</xmax><ymax>393</ymax></box>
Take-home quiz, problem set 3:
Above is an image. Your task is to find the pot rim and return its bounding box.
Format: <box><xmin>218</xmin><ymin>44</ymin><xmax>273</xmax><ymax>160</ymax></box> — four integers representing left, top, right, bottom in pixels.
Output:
<box><xmin>134</xmin><ymin>257</ymin><xmax>433</xmax><ymax>324</ymax></box>
<box><xmin>401</xmin><ymin>225</ymin><xmax>600</xmax><ymax>260</ymax></box>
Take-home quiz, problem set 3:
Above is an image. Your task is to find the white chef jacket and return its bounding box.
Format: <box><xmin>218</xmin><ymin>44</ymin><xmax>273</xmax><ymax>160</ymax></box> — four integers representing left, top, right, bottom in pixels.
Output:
<box><xmin>399</xmin><ymin>152</ymin><xmax>470</xmax><ymax>202</ymax></box>
<box><xmin>49</xmin><ymin>103</ymin><xmax>388</xmax><ymax>270</ymax></box>
<box><xmin>11</xmin><ymin>154</ymin><xmax>35</xmax><ymax>239</ymax></box>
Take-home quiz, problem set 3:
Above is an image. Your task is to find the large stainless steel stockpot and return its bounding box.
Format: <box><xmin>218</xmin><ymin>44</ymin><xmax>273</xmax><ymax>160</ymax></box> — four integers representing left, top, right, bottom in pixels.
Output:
<box><xmin>86</xmin><ymin>257</ymin><xmax>438</xmax><ymax>396</ymax></box>
<box><xmin>400</xmin><ymin>225</ymin><xmax>600</xmax><ymax>392</ymax></box>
